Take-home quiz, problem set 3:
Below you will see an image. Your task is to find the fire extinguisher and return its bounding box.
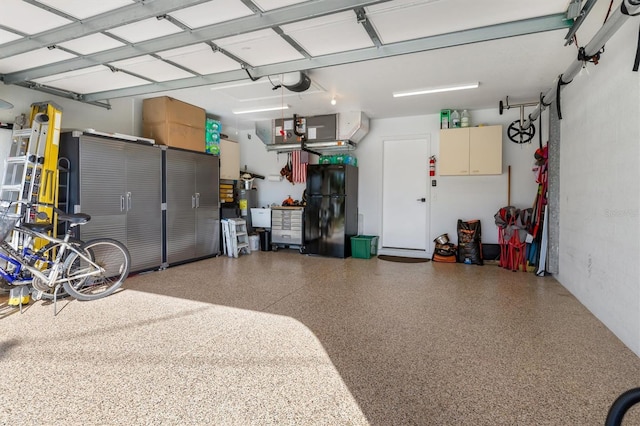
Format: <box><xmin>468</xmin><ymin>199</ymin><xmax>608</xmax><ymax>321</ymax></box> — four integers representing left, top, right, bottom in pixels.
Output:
<box><xmin>429</xmin><ymin>156</ymin><xmax>436</xmax><ymax>177</ymax></box>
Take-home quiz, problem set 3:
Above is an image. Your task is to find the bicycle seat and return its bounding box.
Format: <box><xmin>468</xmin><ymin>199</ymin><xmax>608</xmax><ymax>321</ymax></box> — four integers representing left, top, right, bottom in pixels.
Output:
<box><xmin>20</xmin><ymin>222</ymin><xmax>54</xmax><ymax>233</ymax></box>
<box><xmin>57</xmin><ymin>212</ymin><xmax>91</xmax><ymax>225</ymax></box>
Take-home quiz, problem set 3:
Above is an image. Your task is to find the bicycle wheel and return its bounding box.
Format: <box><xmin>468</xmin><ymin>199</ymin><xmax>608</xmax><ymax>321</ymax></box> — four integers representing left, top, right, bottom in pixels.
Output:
<box><xmin>62</xmin><ymin>238</ymin><xmax>130</xmax><ymax>301</ymax></box>
<box><xmin>29</xmin><ymin>240</ymin><xmax>85</xmax><ymax>299</ymax></box>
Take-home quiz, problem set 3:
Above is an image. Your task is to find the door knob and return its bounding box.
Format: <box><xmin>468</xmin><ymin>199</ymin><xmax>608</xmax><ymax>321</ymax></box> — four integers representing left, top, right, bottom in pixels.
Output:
<box><xmin>417</xmin><ymin>197</ymin><xmax>426</xmax><ymax>202</ymax></box>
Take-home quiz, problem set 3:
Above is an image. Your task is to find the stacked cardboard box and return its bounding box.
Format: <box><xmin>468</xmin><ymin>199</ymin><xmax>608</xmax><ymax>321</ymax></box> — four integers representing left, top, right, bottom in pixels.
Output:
<box><xmin>143</xmin><ymin>96</ymin><xmax>206</xmax><ymax>152</ymax></box>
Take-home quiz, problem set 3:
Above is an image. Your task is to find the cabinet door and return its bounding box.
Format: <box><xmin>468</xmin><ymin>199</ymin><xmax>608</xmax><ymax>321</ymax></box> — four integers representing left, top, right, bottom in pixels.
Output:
<box><xmin>439</xmin><ymin>128</ymin><xmax>470</xmax><ymax>175</ymax></box>
<box><xmin>125</xmin><ymin>144</ymin><xmax>162</xmax><ymax>271</ymax></box>
<box><xmin>470</xmin><ymin>126</ymin><xmax>502</xmax><ymax>175</ymax></box>
<box><xmin>219</xmin><ymin>139</ymin><xmax>239</xmax><ymax>180</ymax></box>
<box><xmin>195</xmin><ymin>154</ymin><xmax>219</xmax><ymax>257</ymax></box>
<box><xmin>166</xmin><ymin>149</ymin><xmax>197</xmax><ymax>264</ymax></box>
<box><xmin>78</xmin><ymin>137</ymin><xmax>127</xmax><ymax>243</ymax></box>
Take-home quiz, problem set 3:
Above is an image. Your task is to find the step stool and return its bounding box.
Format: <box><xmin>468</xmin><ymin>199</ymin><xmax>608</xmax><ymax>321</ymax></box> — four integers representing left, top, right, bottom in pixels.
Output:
<box><xmin>222</xmin><ymin>218</ymin><xmax>250</xmax><ymax>258</ymax></box>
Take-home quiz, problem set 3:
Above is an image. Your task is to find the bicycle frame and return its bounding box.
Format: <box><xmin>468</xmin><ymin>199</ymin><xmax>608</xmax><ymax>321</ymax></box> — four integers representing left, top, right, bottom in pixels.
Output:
<box><xmin>0</xmin><ymin>235</ymin><xmax>60</xmax><ymax>284</ymax></box>
<box><xmin>0</xmin><ymin>225</ymin><xmax>104</xmax><ymax>289</ymax></box>
<box><xmin>0</xmin><ymin>249</ymin><xmax>25</xmax><ymax>284</ymax></box>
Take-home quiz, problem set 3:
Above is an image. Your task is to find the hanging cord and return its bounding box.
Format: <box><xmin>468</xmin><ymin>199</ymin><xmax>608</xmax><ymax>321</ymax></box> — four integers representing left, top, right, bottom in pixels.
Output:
<box><xmin>280</xmin><ymin>78</ymin><xmax>286</xmax><ymax>141</ymax></box>
<box><xmin>571</xmin><ymin>1</ymin><xmax>612</xmax><ymax>67</ymax></box>
<box><xmin>268</xmin><ymin>75</ymin><xmax>282</xmax><ymax>90</ymax></box>
<box><xmin>537</xmin><ymin>92</ymin><xmax>551</xmax><ymax>150</ymax></box>
<box><xmin>634</xmin><ymin>24</ymin><xmax>640</xmax><ymax>71</ymax></box>
<box><xmin>244</xmin><ymin>67</ymin><xmax>260</xmax><ymax>82</ymax></box>
<box><xmin>536</xmin><ymin>94</ymin><xmax>544</xmax><ymax>150</ymax></box>
<box><xmin>555</xmin><ymin>74</ymin><xmax>571</xmax><ymax>120</ymax></box>
<box><xmin>538</xmin><ymin>111</ymin><xmax>543</xmax><ymax>150</ymax></box>
<box><xmin>605</xmin><ymin>0</ymin><xmax>614</xmax><ymax>21</ymax></box>
<box><xmin>619</xmin><ymin>0</ymin><xmax>640</xmax><ymax>71</ymax></box>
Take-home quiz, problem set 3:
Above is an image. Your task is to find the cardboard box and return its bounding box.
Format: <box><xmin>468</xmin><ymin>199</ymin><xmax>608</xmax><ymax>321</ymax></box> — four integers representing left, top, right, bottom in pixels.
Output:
<box><xmin>143</xmin><ymin>96</ymin><xmax>206</xmax><ymax>152</ymax></box>
<box><xmin>143</xmin><ymin>122</ymin><xmax>205</xmax><ymax>152</ymax></box>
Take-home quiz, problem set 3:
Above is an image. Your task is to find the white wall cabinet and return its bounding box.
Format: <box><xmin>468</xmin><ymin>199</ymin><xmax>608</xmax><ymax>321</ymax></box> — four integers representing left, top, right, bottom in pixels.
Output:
<box><xmin>220</xmin><ymin>138</ymin><xmax>239</xmax><ymax>180</ymax></box>
<box><xmin>439</xmin><ymin>125</ymin><xmax>502</xmax><ymax>175</ymax></box>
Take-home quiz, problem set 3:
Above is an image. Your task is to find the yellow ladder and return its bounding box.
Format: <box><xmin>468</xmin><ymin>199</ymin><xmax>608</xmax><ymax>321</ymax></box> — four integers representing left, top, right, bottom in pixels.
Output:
<box><xmin>28</xmin><ymin>101</ymin><xmax>63</xmax><ymax>229</ymax></box>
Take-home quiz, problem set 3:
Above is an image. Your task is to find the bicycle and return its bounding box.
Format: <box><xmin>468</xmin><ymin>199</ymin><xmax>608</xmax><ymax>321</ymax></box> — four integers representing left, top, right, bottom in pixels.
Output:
<box><xmin>0</xmin><ymin>201</ymin><xmax>131</xmax><ymax>309</ymax></box>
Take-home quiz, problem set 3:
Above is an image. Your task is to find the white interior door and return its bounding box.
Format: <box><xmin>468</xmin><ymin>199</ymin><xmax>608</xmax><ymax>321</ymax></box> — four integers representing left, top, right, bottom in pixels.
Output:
<box><xmin>381</xmin><ymin>137</ymin><xmax>430</xmax><ymax>256</ymax></box>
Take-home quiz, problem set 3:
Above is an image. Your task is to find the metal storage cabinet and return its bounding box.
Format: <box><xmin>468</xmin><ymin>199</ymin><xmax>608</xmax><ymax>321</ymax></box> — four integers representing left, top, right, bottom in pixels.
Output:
<box><xmin>271</xmin><ymin>206</ymin><xmax>304</xmax><ymax>251</ymax></box>
<box><xmin>59</xmin><ymin>132</ymin><xmax>163</xmax><ymax>272</ymax></box>
<box><xmin>165</xmin><ymin>148</ymin><xmax>220</xmax><ymax>265</ymax></box>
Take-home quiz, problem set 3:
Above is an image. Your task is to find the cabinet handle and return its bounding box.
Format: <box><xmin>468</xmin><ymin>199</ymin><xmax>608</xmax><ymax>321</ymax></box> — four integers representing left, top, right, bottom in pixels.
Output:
<box><xmin>120</xmin><ymin>195</ymin><xmax>125</xmax><ymax>212</ymax></box>
<box><xmin>195</xmin><ymin>192</ymin><xmax>200</xmax><ymax>208</ymax></box>
<box><xmin>191</xmin><ymin>195</ymin><xmax>196</xmax><ymax>209</ymax></box>
<box><xmin>127</xmin><ymin>192</ymin><xmax>132</xmax><ymax>211</ymax></box>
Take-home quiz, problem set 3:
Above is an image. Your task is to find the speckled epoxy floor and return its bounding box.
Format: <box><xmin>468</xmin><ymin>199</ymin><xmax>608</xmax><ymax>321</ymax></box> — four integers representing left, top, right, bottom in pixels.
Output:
<box><xmin>1</xmin><ymin>251</ymin><xmax>639</xmax><ymax>425</ymax></box>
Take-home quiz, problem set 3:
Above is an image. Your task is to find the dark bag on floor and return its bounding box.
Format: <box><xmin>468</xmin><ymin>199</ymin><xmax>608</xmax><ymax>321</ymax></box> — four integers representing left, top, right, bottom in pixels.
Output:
<box><xmin>457</xmin><ymin>219</ymin><xmax>483</xmax><ymax>265</ymax></box>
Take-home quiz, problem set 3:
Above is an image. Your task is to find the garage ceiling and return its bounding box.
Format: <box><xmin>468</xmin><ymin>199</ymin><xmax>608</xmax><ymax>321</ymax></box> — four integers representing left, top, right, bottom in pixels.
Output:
<box><xmin>0</xmin><ymin>0</ymin><xmax>610</xmax><ymax>131</ymax></box>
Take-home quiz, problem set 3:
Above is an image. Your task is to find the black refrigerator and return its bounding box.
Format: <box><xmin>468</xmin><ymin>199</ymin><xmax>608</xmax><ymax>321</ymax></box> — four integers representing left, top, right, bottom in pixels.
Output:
<box><xmin>304</xmin><ymin>164</ymin><xmax>358</xmax><ymax>258</ymax></box>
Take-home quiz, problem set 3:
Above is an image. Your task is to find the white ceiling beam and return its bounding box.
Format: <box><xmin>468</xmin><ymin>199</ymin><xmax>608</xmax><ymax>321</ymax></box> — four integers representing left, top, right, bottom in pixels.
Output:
<box><xmin>82</xmin><ymin>13</ymin><xmax>571</xmax><ymax>103</ymax></box>
<box><xmin>0</xmin><ymin>0</ymin><xmax>211</xmax><ymax>59</ymax></box>
<box><xmin>13</xmin><ymin>81</ymin><xmax>112</xmax><ymax>109</ymax></box>
<box><xmin>2</xmin><ymin>0</ymin><xmax>391</xmax><ymax>84</ymax></box>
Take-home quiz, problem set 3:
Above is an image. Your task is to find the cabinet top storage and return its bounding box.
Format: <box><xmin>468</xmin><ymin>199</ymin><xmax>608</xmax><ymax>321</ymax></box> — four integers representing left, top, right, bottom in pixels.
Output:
<box><xmin>142</xmin><ymin>96</ymin><xmax>206</xmax><ymax>152</ymax></box>
<box><xmin>440</xmin><ymin>124</ymin><xmax>501</xmax><ymax>133</ymax></box>
<box><xmin>272</xmin><ymin>206</ymin><xmax>304</xmax><ymax>211</ymax></box>
<box><xmin>142</xmin><ymin>96</ymin><xmax>205</xmax><ymax>128</ymax></box>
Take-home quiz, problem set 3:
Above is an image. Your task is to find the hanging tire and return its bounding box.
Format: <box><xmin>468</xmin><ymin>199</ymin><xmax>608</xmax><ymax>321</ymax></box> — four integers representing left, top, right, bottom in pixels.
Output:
<box><xmin>507</xmin><ymin>120</ymin><xmax>535</xmax><ymax>144</ymax></box>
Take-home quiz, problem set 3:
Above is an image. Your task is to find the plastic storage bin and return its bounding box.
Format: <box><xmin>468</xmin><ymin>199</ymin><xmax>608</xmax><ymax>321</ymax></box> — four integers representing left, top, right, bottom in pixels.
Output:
<box><xmin>350</xmin><ymin>235</ymin><xmax>379</xmax><ymax>259</ymax></box>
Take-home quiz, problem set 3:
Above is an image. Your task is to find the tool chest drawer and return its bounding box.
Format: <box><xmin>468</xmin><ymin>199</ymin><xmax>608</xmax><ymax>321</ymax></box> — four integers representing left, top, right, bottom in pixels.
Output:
<box><xmin>271</xmin><ymin>206</ymin><xmax>304</xmax><ymax>246</ymax></box>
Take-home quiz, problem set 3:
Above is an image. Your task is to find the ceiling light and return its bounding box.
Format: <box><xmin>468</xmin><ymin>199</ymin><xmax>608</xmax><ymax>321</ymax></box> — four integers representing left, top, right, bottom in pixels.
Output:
<box><xmin>232</xmin><ymin>105</ymin><xmax>289</xmax><ymax>115</ymax></box>
<box><xmin>393</xmin><ymin>82</ymin><xmax>479</xmax><ymax>98</ymax></box>
<box><xmin>331</xmin><ymin>97</ymin><xmax>337</xmax><ymax>106</ymax></box>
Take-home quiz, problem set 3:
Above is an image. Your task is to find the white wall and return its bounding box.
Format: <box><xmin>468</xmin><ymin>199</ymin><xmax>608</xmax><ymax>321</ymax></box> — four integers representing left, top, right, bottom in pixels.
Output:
<box><xmin>0</xmin><ymin>83</ymin><xmax>137</xmax><ymax>135</ymax></box>
<box><xmin>236</xmin><ymin>107</ymin><xmax>544</xmax><ymax>245</ymax></box>
<box><xmin>238</xmin><ymin>129</ymin><xmax>309</xmax><ymax>208</ymax></box>
<box><xmin>556</xmin><ymin>20</ymin><xmax>640</xmax><ymax>355</ymax></box>
<box><xmin>362</xmin><ymin>110</ymin><xmax>543</xmax><ymax>245</ymax></box>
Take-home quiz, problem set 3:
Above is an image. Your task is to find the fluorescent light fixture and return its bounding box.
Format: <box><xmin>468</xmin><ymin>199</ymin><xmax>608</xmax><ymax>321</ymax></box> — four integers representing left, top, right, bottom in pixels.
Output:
<box><xmin>393</xmin><ymin>82</ymin><xmax>479</xmax><ymax>98</ymax></box>
<box><xmin>232</xmin><ymin>105</ymin><xmax>289</xmax><ymax>114</ymax></box>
